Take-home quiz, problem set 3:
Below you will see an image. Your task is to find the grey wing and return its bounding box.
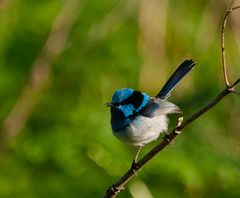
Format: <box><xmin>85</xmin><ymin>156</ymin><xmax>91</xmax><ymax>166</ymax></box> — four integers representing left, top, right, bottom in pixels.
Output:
<box><xmin>141</xmin><ymin>98</ymin><xmax>182</xmax><ymax>118</ymax></box>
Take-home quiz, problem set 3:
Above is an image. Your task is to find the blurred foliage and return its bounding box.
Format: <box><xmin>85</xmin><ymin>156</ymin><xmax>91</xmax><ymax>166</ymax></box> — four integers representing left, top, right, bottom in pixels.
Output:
<box><xmin>0</xmin><ymin>0</ymin><xmax>240</xmax><ymax>197</ymax></box>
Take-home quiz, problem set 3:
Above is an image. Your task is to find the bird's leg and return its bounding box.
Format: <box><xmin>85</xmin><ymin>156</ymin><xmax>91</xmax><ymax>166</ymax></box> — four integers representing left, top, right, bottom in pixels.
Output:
<box><xmin>161</xmin><ymin>131</ymin><xmax>170</xmax><ymax>142</ymax></box>
<box><xmin>162</xmin><ymin>116</ymin><xmax>184</xmax><ymax>143</ymax></box>
<box><xmin>160</xmin><ymin>130</ymin><xmax>170</xmax><ymax>142</ymax></box>
<box><xmin>109</xmin><ymin>184</ymin><xmax>124</xmax><ymax>195</ymax></box>
<box><xmin>175</xmin><ymin>116</ymin><xmax>183</xmax><ymax>134</ymax></box>
<box><xmin>134</xmin><ymin>145</ymin><xmax>142</xmax><ymax>162</ymax></box>
<box><xmin>131</xmin><ymin>145</ymin><xmax>142</xmax><ymax>171</ymax></box>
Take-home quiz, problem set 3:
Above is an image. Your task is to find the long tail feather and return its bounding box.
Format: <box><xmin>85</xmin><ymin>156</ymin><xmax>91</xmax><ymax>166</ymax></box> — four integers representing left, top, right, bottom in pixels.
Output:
<box><xmin>156</xmin><ymin>59</ymin><xmax>196</xmax><ymax>99</ymax></box>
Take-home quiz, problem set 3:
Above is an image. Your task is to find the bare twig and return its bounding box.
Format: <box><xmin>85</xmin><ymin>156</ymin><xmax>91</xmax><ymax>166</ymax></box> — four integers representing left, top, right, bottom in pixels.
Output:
<box><xmin>221</xmin><ymin>5</ymin><xmax>240</xmax><ymax>87</ymax></box>
<box><xmin>0</xmin><ymin>0</ymin><xmax>82</xmax><ymax>152</ymax></box>
<box><xmin>229</xmin><ymin>78</ymin><xmax>240</xmax><ymax>94</ymax></box>
<box><xmin>103</xmin><ymin>4</ymin><xmax>240</xmax><ymax>198</ymax></box>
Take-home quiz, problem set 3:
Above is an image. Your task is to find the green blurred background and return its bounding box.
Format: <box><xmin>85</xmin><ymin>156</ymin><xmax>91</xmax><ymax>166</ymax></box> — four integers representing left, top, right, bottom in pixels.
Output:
<box><xmin>0</xmin><ymin>0</ymin><xmax>240</xmax><ymax>197</ymax></box>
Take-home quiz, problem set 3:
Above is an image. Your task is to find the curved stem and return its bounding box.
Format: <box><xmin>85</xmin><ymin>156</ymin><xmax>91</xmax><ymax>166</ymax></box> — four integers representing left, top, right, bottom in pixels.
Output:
<box><xmin>221</xmin><ymin>5</ymin><xmax>240</xmax><ymax>87</ymax></box>
<box><xmin>221</xmin><ymin>10</ymin><xmax>231</xmax><ymax>87</ymax></box>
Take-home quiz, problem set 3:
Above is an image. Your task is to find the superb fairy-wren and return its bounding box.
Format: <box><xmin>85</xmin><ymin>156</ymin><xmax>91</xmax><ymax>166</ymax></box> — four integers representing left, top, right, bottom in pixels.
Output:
<box><xmin>105</xmin><ymin>59</ymin><xmax>195</xmax><ymax>164</ymax></box>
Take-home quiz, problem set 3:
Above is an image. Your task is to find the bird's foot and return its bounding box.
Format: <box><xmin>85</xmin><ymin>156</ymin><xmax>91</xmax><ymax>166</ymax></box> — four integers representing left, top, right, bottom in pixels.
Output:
<box><xmin>109</xmin><ymin>184</ymin><xmax>124</xmax><ymax>195</ymax></box>
<box><xmin>175</xmin><ymin>116</ymin><xmax>183</xmax><ymax>134</ymax></box>
<box><xmin>161</xmin><ymin>131</ymin><xmax>170</xmax><ymax>143</ymax></box>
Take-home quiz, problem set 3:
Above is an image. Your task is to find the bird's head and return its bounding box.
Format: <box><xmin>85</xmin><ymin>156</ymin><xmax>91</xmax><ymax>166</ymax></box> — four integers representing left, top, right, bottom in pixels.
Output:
<box><xmin>105</xmin><ymin>88</ymin><xmax>150</xmax><ymax>117</ymax></box>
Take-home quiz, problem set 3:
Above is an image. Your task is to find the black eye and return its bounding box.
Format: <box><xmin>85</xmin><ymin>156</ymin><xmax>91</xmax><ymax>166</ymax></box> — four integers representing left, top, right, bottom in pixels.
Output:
<box><xmin>121</xmin><ymin>90</ymin><xmax>143</xmax><ymax>109</ymax></box>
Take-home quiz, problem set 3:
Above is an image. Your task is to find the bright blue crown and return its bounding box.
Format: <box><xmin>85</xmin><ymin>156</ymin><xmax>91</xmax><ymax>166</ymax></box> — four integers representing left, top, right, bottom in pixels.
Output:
<box><xmin>112</xmin><ymin>88</ymin><xmax>134</xmax><ymax>103</ymax></box>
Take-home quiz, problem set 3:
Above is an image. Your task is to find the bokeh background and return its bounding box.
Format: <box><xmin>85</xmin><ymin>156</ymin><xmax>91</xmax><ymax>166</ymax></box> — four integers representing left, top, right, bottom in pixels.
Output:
<box><xmin>0</xmin><ymin>0</ymin><xmax>240</xmax><ymax>197</ymax></box>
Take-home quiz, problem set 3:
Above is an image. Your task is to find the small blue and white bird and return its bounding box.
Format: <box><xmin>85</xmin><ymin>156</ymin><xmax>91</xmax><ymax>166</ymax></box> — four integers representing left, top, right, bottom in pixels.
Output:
<box><xmin>105</xmin><ymin>59</ymin><xmax>195</xmax><ymax>163</ymax></box>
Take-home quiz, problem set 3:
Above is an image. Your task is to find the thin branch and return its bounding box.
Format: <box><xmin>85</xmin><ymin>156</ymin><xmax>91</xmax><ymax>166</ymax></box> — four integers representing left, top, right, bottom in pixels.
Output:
<box><xmin>230</xmin><ymin>78</ymin><xmax>240</xmax><ymax>88</ymax></box>
<box><xmin>0</xmin><ymin>0</ymin><xmax>82</xmax><ymax>153</ymax></box>
<box><xmin>103</xmin><ymin>88</ymin><xmax>235</xmax><ymax>198</ymax></box>
<box><xmin>103</xmin><ymin>4</ymin><xmax>240</xmax><ymax>198</ymax></box>
<box><xmin>229</xmin><ymin>78</ymin><xmax>240</xmax><ymax>94</ymax></box>
<box><xmin>221</xmin><ymin>5</ymin><xmax>240</xmax><ymax>87</ymax></box>
<box><xmin>221</xmin><ymin>9</ymin><xmax>231</xmax><ymax>87</ymax></box>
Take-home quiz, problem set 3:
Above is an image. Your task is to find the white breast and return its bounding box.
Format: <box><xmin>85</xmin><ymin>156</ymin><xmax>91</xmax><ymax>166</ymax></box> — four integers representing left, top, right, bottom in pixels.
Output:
<box><xmin>113</xmin><ymin>115</ymin><xmax>168</xmax><ymax>146</ymax></box>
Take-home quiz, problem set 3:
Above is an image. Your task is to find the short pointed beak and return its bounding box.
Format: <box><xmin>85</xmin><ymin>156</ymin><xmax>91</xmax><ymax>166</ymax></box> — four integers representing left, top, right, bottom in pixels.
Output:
<box><xmin>104</xmin><ymin>102</ymin><xmax>113</xmax><ymax>107</ymax></box>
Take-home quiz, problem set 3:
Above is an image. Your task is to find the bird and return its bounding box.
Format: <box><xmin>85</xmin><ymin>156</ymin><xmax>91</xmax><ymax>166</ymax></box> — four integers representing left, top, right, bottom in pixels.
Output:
<box><xmin>105</xmin><ymin>59</ymin><xmax>195</xmax><ymax>165</ymax></box>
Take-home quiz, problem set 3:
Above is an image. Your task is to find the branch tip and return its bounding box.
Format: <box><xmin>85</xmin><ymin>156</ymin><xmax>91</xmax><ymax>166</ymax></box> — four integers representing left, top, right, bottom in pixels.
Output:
<box><xmin>221</xmin><ymin>4</ymin><xmax>240</xmax><ymax>87</ymax></box>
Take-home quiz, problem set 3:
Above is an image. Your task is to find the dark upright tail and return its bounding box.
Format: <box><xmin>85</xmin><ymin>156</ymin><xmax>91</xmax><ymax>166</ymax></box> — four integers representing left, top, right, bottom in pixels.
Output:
<box><xmin>156</xmin><ymin>59</ymin><xmax>196</xmax><ymax>99</ymax></box>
